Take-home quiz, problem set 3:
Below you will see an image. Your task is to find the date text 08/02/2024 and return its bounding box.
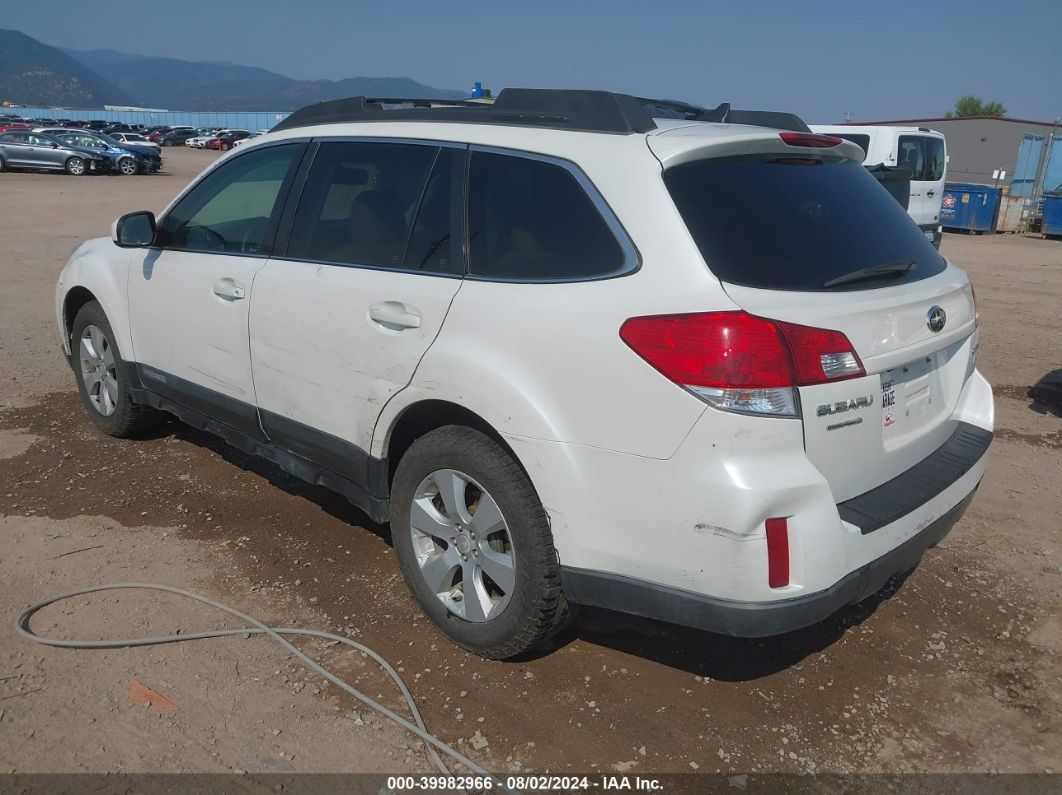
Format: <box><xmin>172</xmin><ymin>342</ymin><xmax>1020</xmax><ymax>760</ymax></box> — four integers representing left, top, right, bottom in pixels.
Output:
<box><xmin>386</xmin><ymin>775</ymin><xmax>666</xmax><ymax>791</ymax></box>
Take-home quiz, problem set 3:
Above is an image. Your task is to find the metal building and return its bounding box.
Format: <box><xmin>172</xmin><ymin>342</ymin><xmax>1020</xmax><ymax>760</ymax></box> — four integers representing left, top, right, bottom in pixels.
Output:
<box><xmin>841</xmin><ymin>115</ymin><xmax>1061</xmax><ymax>196</ymax></box>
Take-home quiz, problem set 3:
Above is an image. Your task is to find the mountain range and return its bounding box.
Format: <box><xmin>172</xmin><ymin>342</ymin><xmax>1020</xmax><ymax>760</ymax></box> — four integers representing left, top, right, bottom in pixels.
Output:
<box><xmin>0</xmin><ymin>28</ymin><xmax>465</xmax><ymax>111</ymax></box>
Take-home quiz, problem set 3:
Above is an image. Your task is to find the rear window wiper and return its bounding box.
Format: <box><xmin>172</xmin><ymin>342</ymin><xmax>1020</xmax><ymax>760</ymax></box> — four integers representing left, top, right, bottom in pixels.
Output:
<box><xmin>823</xmin><ymin>259</ymin><xmax>918</xmax><ymax>289</ymax></box>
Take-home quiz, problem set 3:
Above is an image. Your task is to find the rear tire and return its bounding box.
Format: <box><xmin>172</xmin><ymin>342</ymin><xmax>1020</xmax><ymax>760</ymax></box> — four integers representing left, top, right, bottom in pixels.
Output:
<box><xmin>391</xmin><ymin>425</ymin><xmax>571</xmax><ymax>660</ymax></box>
<box><xmin>64</xmin><ymin>156</ymin><xmax>86</xmax><ymax>176</ymax></box>
<box><xmin>70</xmin><ymin>301</ymin><xmax>161</xmax><ymax>438</ymax></box>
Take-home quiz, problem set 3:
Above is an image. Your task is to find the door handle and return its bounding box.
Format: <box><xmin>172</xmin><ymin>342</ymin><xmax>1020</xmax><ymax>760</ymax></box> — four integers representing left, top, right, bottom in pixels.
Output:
<box><xmin>212</xmin><ymin>278</ymin><xmax>246</xmax><ymax>301</ymax></box>
<box><xmin>927</xmin><ymin>190</ymin><xmax>936</xmax><ymax>197</ymax></box>
<box><xmin>369</xmin><ymin>301</ymin><xmax>421</xmax><ymax>330</ymax></box>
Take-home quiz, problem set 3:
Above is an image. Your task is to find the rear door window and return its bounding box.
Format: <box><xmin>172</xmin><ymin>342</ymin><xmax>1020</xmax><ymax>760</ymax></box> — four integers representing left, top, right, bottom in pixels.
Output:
<box><xmin>897</xmin><ymin>135</ymin><xmax>927</xmax><ymax>180</ymax></box>
<box><xmin>664</xmin><ymin>155</ymin><xmax>947</xmax><ymax>291</ymax></box>
<box><xmin>286</xmin><ymin>141</ymin><xmax>450</xmax><ymax>272</ymax></box>
<box><xmin>923</xmin><ymin>137</ymin><xmax>945</xmax><ymax>181</ymax></box>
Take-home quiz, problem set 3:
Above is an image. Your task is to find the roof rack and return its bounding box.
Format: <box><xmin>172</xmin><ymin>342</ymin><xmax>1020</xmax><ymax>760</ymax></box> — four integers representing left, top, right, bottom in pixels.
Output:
<box><xmin>271</xmin><ymin>88</ymin><xmax>810</xmax><ymax>135</ymax></box>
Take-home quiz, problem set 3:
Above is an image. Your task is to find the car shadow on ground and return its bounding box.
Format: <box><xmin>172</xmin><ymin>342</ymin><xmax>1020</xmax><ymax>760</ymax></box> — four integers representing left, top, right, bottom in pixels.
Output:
<box><xmin>160</xmin><ymin>415</ymin><xmax>910</xmax><ymax>681</ymax></box>
<box><xmin>165</xmin><ymin>418</ymin><xmax>393</xmax><ymax>543</ymax></box>
<box><xmin>1028</xmin><ymin>369</ymin><xmax>1062</xmax><ymax>418</ymax></box>
<box><xmin>554</xmin><ymin>574</ymin><xmax>909</xmax><ymax>681</ymax></box>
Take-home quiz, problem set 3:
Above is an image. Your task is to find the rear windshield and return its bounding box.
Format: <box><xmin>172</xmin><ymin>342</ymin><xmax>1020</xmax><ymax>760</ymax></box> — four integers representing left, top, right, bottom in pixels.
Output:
<box><xmin>664</xmin><ymin>155</ymin><xmax>947</xmax><ymax>291</ymax></box>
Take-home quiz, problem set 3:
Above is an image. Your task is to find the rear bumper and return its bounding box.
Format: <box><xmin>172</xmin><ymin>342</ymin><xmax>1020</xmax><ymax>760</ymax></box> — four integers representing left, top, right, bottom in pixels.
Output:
<box><xmin>562</xmin><ymin>485</ymin><xmax>978</xmax><ymax>637</ymax></box>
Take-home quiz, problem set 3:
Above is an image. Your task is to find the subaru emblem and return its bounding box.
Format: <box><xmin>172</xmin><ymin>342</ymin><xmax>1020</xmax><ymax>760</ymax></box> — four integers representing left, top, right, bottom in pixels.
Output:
<box><xmin>927</xmin><ymin>305</ymin><xmax>946</xmax><ymax>333</ymax></box>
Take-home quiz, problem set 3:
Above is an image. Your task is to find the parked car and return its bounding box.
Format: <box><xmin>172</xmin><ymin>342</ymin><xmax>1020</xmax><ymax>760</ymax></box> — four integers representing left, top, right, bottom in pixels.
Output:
<box><xmin>812</xmin><ymin>125</ymin><xmax>947</xmax><ymax>249</ymax></box>
<box><xmin>159</xmin><ymin>127</ymin><xmax>200</xmax><ymax>147</ymax></box>
<box><xmin>38</xmin><ymin>129</ymin><xmax>161</xmax><ymax>175</ymax></box>
<box><xmin>0</xmin><ymin>121</ymin><xmax>30</xmax><ymax>134</ymax></box>
<box><xmin>101</xmin><ymin>123</ymin><xmax>136</xmax><ymax>134</ymax></box>
<box><xmin>207</xmin><ymin>130</ymin><xmax>251</xmax><ymax>150</ymax></box>
<box><xmin>83</xmin><ymin>120</ymin><xmax>111</xmax><ymax>131</ymax></box>
<box><xmin>0</xmin><ymin>131</ymin><xmax>105</xmax><ymax>175</ymax></box>
<box><xmin>55</xmin><ymin>89</ymin><xmax>992</xmax><ymax>659</ymax></box>
<box><xmin>110</xmin><ymin>131</ymin><xmax>161</xmax><ymax>151</ymax></box>
<box><xmin>231</xmin><ymin>131</ymin><xmax>263</xmax><ymax>148</ymax></box>
<box><xmin>47</xmin><ymin>131</ymin><xmax>140</xmax><ymax>175</ymax></box>
<box><xmin>186</xmin><ymin>128</ymin><xmax>225</xmax><ymax>148</ymax></box>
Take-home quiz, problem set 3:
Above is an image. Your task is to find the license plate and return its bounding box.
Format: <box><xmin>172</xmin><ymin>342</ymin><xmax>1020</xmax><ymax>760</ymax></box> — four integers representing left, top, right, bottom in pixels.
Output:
<box><xmin>882</xmin><ymin>356</ymin><xmax>944</xmax><ymax>438</ymax></box>
<box><xmin>924</xmin><ymin>229</ymin><xmax>935</xmax><ymax>241</ymax></box>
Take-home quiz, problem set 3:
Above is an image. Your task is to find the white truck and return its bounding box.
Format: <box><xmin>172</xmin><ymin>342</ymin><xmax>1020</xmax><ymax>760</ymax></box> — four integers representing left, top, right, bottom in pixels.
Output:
<box><xmin>812</xmin><ymin>125</ymin><xmax>947</xmax><ymax>248</ymax></box>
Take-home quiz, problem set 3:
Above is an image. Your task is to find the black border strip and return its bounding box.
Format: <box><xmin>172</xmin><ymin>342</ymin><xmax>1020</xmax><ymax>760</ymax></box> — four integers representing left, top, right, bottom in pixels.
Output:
<box><xmin>838</xmin><ymin>422</ymin><xmax>991</xmax><ymax>534</ymax></box>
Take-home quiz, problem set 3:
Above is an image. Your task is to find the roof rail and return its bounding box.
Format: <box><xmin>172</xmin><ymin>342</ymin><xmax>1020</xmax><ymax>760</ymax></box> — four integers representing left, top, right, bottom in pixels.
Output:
<box><xmin>272</xmin><ymin>89</ymin><xmax>658</xmax><ymax>135</ymax></box>
<box><xmin>271</xmin><ymin>88</ymin><xmax>811</xmax><ymax>135</ymax></box>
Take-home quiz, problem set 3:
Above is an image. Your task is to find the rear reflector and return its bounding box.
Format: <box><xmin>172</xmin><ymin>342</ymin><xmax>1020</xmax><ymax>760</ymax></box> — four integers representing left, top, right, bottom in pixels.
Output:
<box><xmin>765</xmin><ymin>517</ymin><xmax>790</xmax><ymax>588</ymax></box>
<box><xmin>619</xmin><ymin>311</ymin><xmax>865</xmax><ymax>417</ymax></box>
<box><xmin>779</xmin><ymin>131</ymin><xmax>844</xmax><ymax>148</ymax></box>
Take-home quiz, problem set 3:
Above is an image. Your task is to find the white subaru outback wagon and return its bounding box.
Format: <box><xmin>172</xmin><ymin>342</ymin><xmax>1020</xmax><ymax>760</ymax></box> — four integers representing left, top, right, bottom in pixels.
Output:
<box><xmin>56</xmin><ymin>90</ymin><xmax>993</xmax><ymax>659</ymax></box>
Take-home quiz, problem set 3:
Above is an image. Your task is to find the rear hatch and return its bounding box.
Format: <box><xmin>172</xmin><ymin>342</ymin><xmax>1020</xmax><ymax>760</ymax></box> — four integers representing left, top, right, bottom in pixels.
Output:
<box><xmin>651</xmin><ymin>129</ymin><xmax>978</xmax><ymax>502</ymax></box>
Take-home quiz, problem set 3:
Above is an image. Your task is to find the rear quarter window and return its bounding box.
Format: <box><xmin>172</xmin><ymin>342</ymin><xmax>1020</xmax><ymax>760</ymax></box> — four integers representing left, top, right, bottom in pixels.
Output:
<box><xmin>467</xmin><ymin>151</ymin><xmax>634</xmax><ymax>281</ymax></box>
<box><xmin>664</xmin><ymin>154</ymin><xmax>947</xmax><ymax>291</ymax></box>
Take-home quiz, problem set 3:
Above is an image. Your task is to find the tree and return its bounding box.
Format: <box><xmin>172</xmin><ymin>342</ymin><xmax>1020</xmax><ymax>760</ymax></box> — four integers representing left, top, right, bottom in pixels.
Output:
<box><xmin>946</xmin><ymin>95</ymin><xmax>1007</xmax><ymax>118</ymax></box>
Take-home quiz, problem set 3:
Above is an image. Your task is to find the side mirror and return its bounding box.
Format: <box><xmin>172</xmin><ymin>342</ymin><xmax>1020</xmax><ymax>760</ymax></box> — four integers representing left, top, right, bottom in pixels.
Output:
<box><xmin>112</xmin><ymin>211</ymin><xmax>157</xmax><ymax>248</ymax></box>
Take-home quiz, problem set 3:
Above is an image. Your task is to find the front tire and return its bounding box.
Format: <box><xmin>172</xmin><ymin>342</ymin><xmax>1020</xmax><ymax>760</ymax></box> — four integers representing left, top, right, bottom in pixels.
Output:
<box><xmin>71</xmin><ymin>301</ymin><xmax>161</xmax><ymax>438</ymax></box>
<box><xmin>65</xmin><ymin>156</ymin><xmax>86</xmax><ymax>176</ymax></box>
<box><xmin>118</xmin><ymin>157</ymin><xmax>138</xmax><ymax>176</ymax></box>
<box><xmin>391</xmin><ymin>426</ymin><xmax>571</xmax><ymax>659</ymax></box>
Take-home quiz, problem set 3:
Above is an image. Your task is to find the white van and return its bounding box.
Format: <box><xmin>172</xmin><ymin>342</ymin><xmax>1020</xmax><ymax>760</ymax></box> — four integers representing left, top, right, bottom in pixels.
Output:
<box><xmin>812</xmin><ymin>125</ymin><xmax>946</xmax><ymax>248</ymax></box>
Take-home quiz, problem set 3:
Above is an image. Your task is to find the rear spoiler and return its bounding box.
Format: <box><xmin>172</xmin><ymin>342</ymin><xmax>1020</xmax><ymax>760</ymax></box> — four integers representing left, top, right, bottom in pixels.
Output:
<box><xmin>697</xmin><ymin>103</ymin><xmax>812</xmax><ymax>133</ymax></box>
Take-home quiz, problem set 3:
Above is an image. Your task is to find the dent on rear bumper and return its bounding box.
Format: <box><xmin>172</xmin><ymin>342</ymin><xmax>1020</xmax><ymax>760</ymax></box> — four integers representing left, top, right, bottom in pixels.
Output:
<box><xmin>509</xmin><ymin>369</ymin><xmax>993</xmax><ymax>618</ymax></box>
<box><xmin>561</xmin><ymin>487</ymin><xmax>979</xmax><ymax>637</ymax></box>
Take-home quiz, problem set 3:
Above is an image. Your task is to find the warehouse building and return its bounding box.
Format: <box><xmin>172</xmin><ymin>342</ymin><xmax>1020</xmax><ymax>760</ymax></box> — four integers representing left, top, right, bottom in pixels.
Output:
<box><xmin>844</xmin><ymin>115</ymin><xmax>1061</xmax><ymax>196</ymax></box>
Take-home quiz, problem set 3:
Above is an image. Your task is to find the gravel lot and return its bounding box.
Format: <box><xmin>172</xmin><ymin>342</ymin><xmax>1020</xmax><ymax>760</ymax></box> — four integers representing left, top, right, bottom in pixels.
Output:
<box><xmin>0</xmin><ymin>148</ymin><xmax>1059</xmax><ymax>779</ymax></box>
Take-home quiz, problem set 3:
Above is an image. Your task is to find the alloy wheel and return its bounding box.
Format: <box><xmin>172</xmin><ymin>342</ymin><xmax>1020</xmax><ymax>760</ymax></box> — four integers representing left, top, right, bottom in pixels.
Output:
<box><xmin>79</xmin><ymin>324</ymin><xmax>118</xmax><ymax>416</ymax></box>
<box><xmin>409</xmin><ymin>469</ymin><xmax>517</xmax><ymax>622</ymax></box>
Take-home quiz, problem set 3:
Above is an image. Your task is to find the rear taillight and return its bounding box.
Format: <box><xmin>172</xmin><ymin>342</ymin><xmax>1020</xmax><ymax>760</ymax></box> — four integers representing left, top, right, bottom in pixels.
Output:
<box><xmin>779</xmin><ymin>131</ymin><xmax>844</xmax><ymax>148</ymax></box>
<box><xmin>619</xmin><ymin>311</ymin><xmax>865</xmax><ymax>417</ymax></box>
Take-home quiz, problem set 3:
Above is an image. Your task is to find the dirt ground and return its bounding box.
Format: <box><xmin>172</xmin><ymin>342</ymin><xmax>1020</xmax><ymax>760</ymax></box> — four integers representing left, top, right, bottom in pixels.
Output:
<box><xmin>0</xmin><ymin>148</ymin><xmax>1059</xmax><ymax>781</ymax></box>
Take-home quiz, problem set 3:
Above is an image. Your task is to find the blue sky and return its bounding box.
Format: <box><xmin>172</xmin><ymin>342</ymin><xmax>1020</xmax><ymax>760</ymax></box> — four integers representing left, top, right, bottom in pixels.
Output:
<box><xmin>6</xmin><ymin>0</ymin><xmax>1061</xmax><ymax>122</ymax></box>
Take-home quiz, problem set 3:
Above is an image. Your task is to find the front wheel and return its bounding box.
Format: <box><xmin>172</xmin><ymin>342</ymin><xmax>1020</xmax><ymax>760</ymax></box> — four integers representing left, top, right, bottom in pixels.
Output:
<box><xmin>71</xmin><ymin>301</ymin><xmax>161</xmax><ymax>437</ymax></box>
<box><xmin>390</xmin><ymin>425</ymin><xmax>572</xmax><ymax>659</ymax></box>
<box><xmin>117</xmin><ymin>157</ymin><xmax>138</xmax><ymax>176</ymax></box>
<box><xmin>65</xmin><ymin>156</ymin><xmax>86</xmax><ymax>176</ymax></box>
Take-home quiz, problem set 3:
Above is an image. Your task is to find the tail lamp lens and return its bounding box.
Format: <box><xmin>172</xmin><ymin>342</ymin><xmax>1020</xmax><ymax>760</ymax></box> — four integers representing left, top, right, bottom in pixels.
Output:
<box><xmin>619</xmin><ymin>311</ymin><xmax>865</xmax><ymax>417</ymax></box>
